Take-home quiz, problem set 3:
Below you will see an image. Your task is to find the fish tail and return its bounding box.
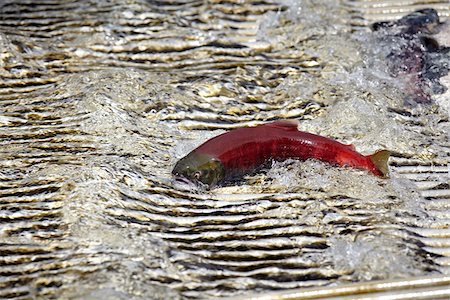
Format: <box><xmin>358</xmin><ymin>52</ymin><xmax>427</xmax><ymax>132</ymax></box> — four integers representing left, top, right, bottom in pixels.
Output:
<box><xmin>369</xmin><ymin>150</ymin><xmax>391</xmax><ymax>178</ymax></box>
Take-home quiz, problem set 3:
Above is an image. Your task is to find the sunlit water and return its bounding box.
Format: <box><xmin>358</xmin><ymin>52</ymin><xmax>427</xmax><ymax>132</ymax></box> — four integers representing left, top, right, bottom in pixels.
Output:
<box><xmin>0</xmin><ymin>1</ymin><xmax>449</xmax><ymax>299</ymax></box>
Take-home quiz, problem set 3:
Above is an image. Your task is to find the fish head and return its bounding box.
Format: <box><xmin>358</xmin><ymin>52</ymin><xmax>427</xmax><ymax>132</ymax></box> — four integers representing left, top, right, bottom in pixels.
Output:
<box><xmin>398</xmin><ymin>8</ymin><xmax>440</xmax><ymax>33</ymax></box>
<box><xmin>172</xmin><ymin>152</ymin><xmax>225</xmax><ymax>188</ymax></box>
<box><xmin>371</xmin><ymin>9</ymin><xmax>440</xmax><ymax>34</ymax></box>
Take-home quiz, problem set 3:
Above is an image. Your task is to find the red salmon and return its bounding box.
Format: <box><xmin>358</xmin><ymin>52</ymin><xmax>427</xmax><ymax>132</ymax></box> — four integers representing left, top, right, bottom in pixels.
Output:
<box><xmin>172</xmin><ymin>120</ymin><xmax>390</xmax><ymax>188</ymax></box>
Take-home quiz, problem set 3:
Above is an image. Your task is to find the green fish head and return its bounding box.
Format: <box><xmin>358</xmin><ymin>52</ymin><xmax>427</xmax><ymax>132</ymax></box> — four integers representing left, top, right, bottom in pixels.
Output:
<box><xmin>172</xmin><ymin>152</ymin><xmax>225</xmax><ymax>188</ymax></box>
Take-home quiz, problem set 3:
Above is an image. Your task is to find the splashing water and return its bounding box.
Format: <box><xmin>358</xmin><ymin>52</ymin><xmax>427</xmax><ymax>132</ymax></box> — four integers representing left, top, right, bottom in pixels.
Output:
<box><xmin>0</xmin><ymin>1</ymin><xmax>449</xmax><ymax>299</ymax></box>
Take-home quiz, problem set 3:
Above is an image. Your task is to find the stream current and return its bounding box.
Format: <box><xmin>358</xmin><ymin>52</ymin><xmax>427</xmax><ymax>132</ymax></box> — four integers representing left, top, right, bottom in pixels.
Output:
<box><xmin>0</xmin><ymin>1</ymin><xmax>449</xmax><ymax>299</ymax></box>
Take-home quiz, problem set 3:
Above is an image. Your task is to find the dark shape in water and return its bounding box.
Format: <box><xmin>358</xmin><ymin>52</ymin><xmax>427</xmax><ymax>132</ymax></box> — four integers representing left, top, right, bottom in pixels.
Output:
<box><xmin>372</xmin><ymin>9</ymin><xmax>440</xmax><ymax>34</ymax></box>
<box><xmin>372</xmin><ymin>9</ymin><xmax>449</xmax><ymax>104</ymax></box>
<box><xmin>172</xmin><ymin>120</ymin><xmax>390</xmax><ymax>188</ymax></box>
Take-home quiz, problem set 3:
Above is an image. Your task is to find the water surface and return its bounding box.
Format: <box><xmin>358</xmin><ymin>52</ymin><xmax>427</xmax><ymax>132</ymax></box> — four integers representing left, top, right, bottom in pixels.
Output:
<box><xmin>0</xmin><ymin>0</ymin><xmax>449</xmax><ymax>299</ymax></box>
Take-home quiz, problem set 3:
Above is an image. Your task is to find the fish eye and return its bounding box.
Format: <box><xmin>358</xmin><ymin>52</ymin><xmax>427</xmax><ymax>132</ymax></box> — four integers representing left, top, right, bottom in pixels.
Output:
<box><xmin>193</xmin><ymin>171</ymin><xmax>202</xmax><ymax>180</ymax></box>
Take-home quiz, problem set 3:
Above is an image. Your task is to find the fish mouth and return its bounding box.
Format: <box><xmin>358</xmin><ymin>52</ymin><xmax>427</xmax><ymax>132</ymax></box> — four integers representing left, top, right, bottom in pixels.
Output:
<box><xmin>172</xmin><ymin>174</ymin><xmax>210</xmax><ymax>190</ymax></box>
<box><xmin>173</xmin><ymin>175</ymin><xmax>192</xmax><ymax>185</ymax></box>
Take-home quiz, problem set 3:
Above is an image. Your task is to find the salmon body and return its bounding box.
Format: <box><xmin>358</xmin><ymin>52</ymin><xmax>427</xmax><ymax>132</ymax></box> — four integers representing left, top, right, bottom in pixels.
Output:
<box><xmin>172</xmin><ymin>120</ymin><xmax>390</xmax><ymax>188</ymax></box>
<box><xmin>371</xmin><ymin>9</ymin><xmax>449</xmax><ymax>104</ymax></box>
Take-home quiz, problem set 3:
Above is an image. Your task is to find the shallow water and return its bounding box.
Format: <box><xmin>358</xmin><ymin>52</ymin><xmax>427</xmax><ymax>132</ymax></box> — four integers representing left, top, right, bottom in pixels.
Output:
<box><xmin>0</xmin><ymin>1</ymin><xmax>449</xmax><ymax>299</ymax></box>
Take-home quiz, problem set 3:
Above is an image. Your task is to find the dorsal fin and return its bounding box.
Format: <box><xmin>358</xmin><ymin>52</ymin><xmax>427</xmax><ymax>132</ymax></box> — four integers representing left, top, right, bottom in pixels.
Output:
<box><xmin>265</xmin><ymin>120</ymin><xmax>299</xmax><ymax>131</ymax></box>
<box><xmin>344</xmin><ymin>144</ymin><xmax>356</xmax><ymax>151</ymax></box>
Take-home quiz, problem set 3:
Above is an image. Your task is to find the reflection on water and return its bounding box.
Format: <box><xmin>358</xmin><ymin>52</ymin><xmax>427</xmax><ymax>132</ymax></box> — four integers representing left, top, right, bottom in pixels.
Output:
<box><xmin>0</xmin><ymin>0</ymin><xmax>449</xmax><ymax>299</ymax></box>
